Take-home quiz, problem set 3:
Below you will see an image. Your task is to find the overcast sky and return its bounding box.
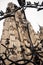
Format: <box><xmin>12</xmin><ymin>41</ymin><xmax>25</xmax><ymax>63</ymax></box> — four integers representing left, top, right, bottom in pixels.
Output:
<box><xmin>0</xmin><ymin>0</ymin><xmax>43</xmax><ymax>40</ymax></box>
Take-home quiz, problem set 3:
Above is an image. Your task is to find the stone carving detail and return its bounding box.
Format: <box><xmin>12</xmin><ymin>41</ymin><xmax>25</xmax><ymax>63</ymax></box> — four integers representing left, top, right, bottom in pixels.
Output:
<box><xmin>0</xmin><ymin>2</ymin><xmax>43</xmax><ymax>65</ymax></box>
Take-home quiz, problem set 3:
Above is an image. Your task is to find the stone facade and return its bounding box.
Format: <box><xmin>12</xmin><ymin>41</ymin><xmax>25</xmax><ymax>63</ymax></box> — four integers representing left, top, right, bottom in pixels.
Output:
<box><xmin>39</xmin><ymin>26</ymin><xmax>43</xmax><ymax>40</ymax></box>
<box><xmin>0</xmin><ymin>2</ymin><xmax>43</xmax><ymax>65</ymax></box>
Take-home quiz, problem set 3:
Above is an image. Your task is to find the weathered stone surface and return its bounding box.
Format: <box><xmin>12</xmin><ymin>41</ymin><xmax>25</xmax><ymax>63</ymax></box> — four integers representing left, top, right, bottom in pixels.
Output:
<box><xmin>39</xmin><ymin>26</ymin><xmax>43</xmax><ymax>40</ymax></box>
<box><xmin>0</xmin><ymin>2</ymin><xmax>43</xmax><ymax>65</ymax></box>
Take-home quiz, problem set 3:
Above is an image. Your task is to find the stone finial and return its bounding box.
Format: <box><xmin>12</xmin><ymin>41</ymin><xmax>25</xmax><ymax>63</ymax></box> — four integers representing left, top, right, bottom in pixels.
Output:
<box><xmin>6</xmin><ymin>2</ymin><xmax>18</xmax><ymax>13</ymax></box>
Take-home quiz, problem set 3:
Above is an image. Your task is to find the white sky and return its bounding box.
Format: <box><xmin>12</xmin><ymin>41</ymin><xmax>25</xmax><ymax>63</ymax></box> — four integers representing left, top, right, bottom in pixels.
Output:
<box><xmin>0</xmin><ymin>0</ymin><xmax>43</xmax><ymax>40</ymax></box>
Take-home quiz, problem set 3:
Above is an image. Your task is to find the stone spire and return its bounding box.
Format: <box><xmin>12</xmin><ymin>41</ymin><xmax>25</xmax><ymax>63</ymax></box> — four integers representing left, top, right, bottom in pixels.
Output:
<box><xmin>0</xmin><ymin>2</ymin><xmax>41</xmax><ymax>65</ymax></box>
<box><xmin>39</xmin><ymin>26</ymin><xmax>43</xmax><ymax>40</ymax></box>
